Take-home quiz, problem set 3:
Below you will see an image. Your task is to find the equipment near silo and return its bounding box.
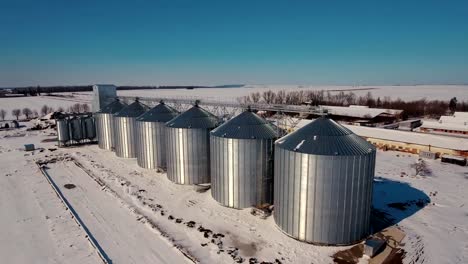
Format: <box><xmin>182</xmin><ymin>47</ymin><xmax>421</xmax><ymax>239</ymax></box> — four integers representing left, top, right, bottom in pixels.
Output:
<box><xmin>136</xmin><ymin>101</ymin><xmax>178</xmax><ymax>170</ymax></box>
<box><xmin>57</xmin><ymin>119</ymin><xmax>70</xmax><ymax>146</ymax></box>
<box><xmin>113</xmin><ymin>99</ymin><xmax>149</xmax><ymax>158</ymax></box>
<box><xmin>166</xmin><ymin>103</ymin><xmax>219</xmax><ymax>185</ymax></box>
<box><xmin>210</xmin><ymin>108</ymin><xmax>278</xmax><ymax>209</ymax></box>
<box><xmin>70</xmin><ymin>117</ymin><xmax>83</xmax><ymax>142</ymax></box>
<box><xmin>274</xmin><ymin>117</ymin><xmax>376</xmax><ymax>245</ymax></box>
<box><xmin>95</xmin><ymin>99</ymin><xmax>127</xmax><ymax>150</ymax></box>
<box><xmin>82</xmin><ymin>116</ymin><xmax>96</xmax><ymax>140</ymax></box>
<box><xmin>55</xmin><ymin>113</ymin><xmax>97</xmax><ymax>147</ymax></box>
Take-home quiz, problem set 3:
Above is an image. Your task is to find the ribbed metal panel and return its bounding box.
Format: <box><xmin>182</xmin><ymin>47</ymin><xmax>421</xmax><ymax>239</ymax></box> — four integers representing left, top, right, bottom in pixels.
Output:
<box><xmin>135</xmin><ymin>103</ymin><xmax>178</xmax><ymax>170</ymax></box>
<box><xmin>82</xmin><ymin>116</ymin><xmax>96</xmax><ymax>140</ymax></box>
<box><xmin>95</xmin><ymin>113</ymin><xmax>115</xmax><ymax>150</ymax></box>
<box><xmin>95</xmin><ymin>99</ymin><xmax>127</xmax><ymax>150</ymax></box>
<box><xmin>166</xmin><ymin>127</ymin><xmax>212</xmax><ymax>184</ymax></box>
<box><xmin>70</xmin><ymin>118</ymin><xmax>83</xmax><ymax>141</ymax></box>
<box><xmin>113</xmin><ymin>116</ymin><xmax>138</xmax><ymax>158</ymax></box>
<box><xmin>274</xmin><ymin>117</ymin><xmax>376</xmax><ymax>245</ymax></box>
<box><xmin>136</xmin><ymin>121</ymin><xmax>168</xmax><ymax>169</ymax></box>
<box><xmin>56</xmin><ymin>119</ymin><xmax>70</xmax><ymax>143</ymax></box>
<box><xmin>113</xmin><ymin>101</ymin><xmax>149</xmax><ymax>158</ymax></box>
<box><xmin>210</xmin><ymin>137</ymin><xmax>275</xmax><ymax>208</ymax></box>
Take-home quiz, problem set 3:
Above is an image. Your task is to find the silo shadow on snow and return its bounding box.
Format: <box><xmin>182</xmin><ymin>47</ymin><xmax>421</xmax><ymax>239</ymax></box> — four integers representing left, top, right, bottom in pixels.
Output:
<box><xmin>370</xmin><ymin>177</ymin><xmax>431</xmax><ymax>233</ymax></box>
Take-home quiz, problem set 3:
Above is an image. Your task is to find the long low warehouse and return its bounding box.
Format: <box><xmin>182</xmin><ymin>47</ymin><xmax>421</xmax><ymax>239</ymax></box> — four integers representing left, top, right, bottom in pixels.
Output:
<box><xmin>293</xmin><ymin>119</ymin><xmax>468</xmax><ymax>157</ymax></box>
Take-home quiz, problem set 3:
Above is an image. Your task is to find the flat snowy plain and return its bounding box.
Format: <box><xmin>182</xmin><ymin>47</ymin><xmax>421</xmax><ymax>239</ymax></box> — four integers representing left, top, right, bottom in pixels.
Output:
<box><xmin>117</xmin><ymin>84</ymin><xmax>468</xmax><ymax>103</ymax></box>
<box><xmin>0</xmin><ymin>87</ymin><xmax>467</xmax><ymax>264</ymax></box>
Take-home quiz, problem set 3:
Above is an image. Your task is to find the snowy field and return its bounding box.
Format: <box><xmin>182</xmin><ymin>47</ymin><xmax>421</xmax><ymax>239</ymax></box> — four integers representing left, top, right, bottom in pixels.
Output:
<box><xmin>0</xmin><ymin>94</ymin><xmax>90</xmax><ymax>120</ymax></box>
<box><xmin>116</xmin><ymin>85</ymin><xmax>468</xmax><ymax>103</ymax></box>
<box><xmin>1</xmin><ymin>120</ymin><xmax>467</xmax><ymax>263</ymax></box>
<box><xmin>1</xmin><ymin>85</ymin><xmax>466</xmax><ymax>120</ymax></box>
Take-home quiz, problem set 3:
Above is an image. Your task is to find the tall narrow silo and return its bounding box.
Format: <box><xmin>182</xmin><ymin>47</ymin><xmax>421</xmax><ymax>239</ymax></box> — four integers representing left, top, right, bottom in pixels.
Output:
<box><xmin>136</xmin><ymin>101</ymin><xmax>179</xmax><ymax>170</ymax></box>
<box><xmin>113</xmin><ymin>100</ymin><xmax>149</xmax><ymax>158</ymax></box>
<box><xmin>165</xmin><ymin>103</ymin><xmax>219</xmax><ymax>185</ymax></box>
<box><xmin>210</xmin><ymin>109</ymin><xmax>278</xmax><ymax>209</ymax></box>
<box><xmin>95</xmin><ymin>99</ymin><xmax>127</xmax><ymax>150</ymax></box>
<box><xmin>274</xmin><ymin>117</ymin><xmax>376</xmax><ymax>245</ymax></box>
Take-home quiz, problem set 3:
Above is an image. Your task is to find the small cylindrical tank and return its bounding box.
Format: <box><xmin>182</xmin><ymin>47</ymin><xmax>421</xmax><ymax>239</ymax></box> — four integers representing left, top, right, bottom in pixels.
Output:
<box><xmin>274</xmin><ymin>117</ymin><xmax>376</xmax><ymax>245</ymax></box>
<box><xmin>82</xmin><ymin>116</ymin><xmax>96</xmax><ymax>140</ymax></box>
<box><xmin>165</xmin><ymin>103</ymin><xmax>219</xmax><ymax>185</ymax></box>
<box><xmin>113</xmin><ymin>100</ymin><xmax>149</xmax><ymax>158</ymax></box>
<box><xmin>56</xmin><ymin>119</ymin><xmax>70</xmax><ymax>144</ymax></box>
<box><xmin>136</xmin><ymin>101</ymin><xmax>178</xmax><ymax>170</ymax></box>
<box><xmin>210</xmin><ymin>109</ymin><xmax>278</xmax><ymax>209</ymax></box>
<box><xmin>69</xmin><ymin>118</ymin><xmax>83</xmax><ymax>142</ymax></box>
<box><xmin>95</xmin><ymin>99</ymin><xmax>127</xmax><ymax>150</ymax></box>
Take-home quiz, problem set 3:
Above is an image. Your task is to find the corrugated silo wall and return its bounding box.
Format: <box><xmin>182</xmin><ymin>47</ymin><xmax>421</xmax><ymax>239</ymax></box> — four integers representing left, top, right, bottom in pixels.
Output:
<box><xmin>166</xmin><ymin>127</ymin><xmax>211</xmax><ymax>184</ymax></box>
<box><xmin>210</xmin><ymin>136</ymin><xmax>274</xmax><ymax>208</ymax></box>
<box><xmin>136</xmin><ymin>121</ymin><xmax>167</xmax><ymax>169</ymax></box>
<box><xmin>96</xmin><ymin>113</ymin><xmax>114</xmax><ymax>150</ymax></box>
<box><xmin>113</xmin><ymin>116</ymin><xmax>137</xmax><ymax>158</ymax></box>
<box><xmin>273</xmin><ymin>147</ymin><xmax>376</xmax><ymax>245</ymax></box>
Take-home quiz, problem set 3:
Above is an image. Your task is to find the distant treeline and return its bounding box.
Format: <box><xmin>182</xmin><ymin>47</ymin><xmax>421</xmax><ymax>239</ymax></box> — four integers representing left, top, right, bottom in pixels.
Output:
<box><xmin>237</xmin><ymin>90</ymin><xmax>468</xmax><ymax>118</ymax></box>
<box><xmin>1</xmin><ymin>103</ymin><xmax>90</xmax><ymax>121</ymax></box>
<box><xmin>1</xmin><ymin>84</ymin><xmax>245</xmax><ymax>96</ymax></box>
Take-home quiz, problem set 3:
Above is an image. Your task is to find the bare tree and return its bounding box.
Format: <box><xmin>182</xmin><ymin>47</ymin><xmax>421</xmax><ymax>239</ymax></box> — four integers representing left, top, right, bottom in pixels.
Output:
<box><xmin>80</xmin><ymin>103</ymin><xmax>90</xmax><ymax>112</ymax></box>
<box><xmin>0</xmin><ymin>109</ymin><xmax>6</xmax><ymax>120</ymax></box>
<box><xmin>57</xmin><ymin>106</ymin><xmax>65</xmax><ymax>112</ymax></box>
<box><xmin>41</xmin><ymin>105</ymin><xmax>49</xmax><ymax>116</ymax></box>
<box><xmin>410</xmin><ymin>159</ymin><xmax>432</xmax><ymax>176</ymax></box>
<box><xmin>71</xmin><ymin>103</ymin><xmax>81</xmax><ymax>113</ymax></box>
<box><xmin>274</xmin><ymin>90</ymin><xmax>286</xmax><ymax>104</ymax></box>
<box><xmin>22</xmin><ymin>108</ymin><xmax>32</xmax><ymax>119</ymax></box>
<box><xmin>262</xmin><ymin>90</ymin><xmax>276</xmax><ymax>104</ymax></box>
<box><xmin>250</xmin><ymin>92</ymin><xmax>261</xmax><ymax>103</ymax></box>
<box><xmin>48</xmin><ymin>107</ymin><xmax>55</xmax><ymax>113</ymax></box>
<box><xmin>12</xmin><ymin>109</ymin><xmax>21</xmax><ymax>120</ymax></box>
<box><xmin>237</xmin><ymin>95</ymin><xmax>252</xmax><ymax>104</ymax></box>
<box><xmin>33</xmin><ymin>110</ymin><xmax>39</xmax><ymax>118</ymax></box>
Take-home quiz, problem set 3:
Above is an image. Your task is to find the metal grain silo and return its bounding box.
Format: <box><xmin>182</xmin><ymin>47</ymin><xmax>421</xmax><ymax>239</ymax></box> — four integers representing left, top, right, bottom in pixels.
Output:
<box><xmin>274</xmin><ymin>117</ymin><xmax>376</xmax><ymax>245</ymax></box>
<box><xmin>95</xmin><ymin>99</ymin><xmax>127</xmax><ymax>150</ymax></box>
<box><xmin>210</xmin><ymin>109</ymin><xmax>278</xmax><ymax>209</ymax></box>
<box><xmin>166</xmin><ymin>104</ymin><xmax>219</xmax><ymax>185</ymax></box>
<box><xmin>113</xmin><ymin>100</ymin><xmax>149</xmax><ymax>158</ymax></box>
<box><xmin>136</xmin><ymin>101</ymin><xmax>178</xmax><ymax>170</ymax></box>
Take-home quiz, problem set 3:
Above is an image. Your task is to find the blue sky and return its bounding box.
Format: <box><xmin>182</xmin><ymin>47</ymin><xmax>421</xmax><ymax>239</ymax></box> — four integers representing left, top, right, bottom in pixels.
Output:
<box><xmin>1</xmin><ymin>0</ymin><xmax>467</xmax><ymax>86</ymax></box>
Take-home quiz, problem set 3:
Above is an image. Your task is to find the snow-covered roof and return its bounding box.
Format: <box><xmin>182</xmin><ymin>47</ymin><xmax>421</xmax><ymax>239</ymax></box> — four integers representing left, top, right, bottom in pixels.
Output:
<box><xmin>294</xmin><ymin>119</ymin><xmax>468</xmax><ymax>151</ymax></box>
<box><xmin>320</xmin><ymin>105</ymin><xmax>403</xmax><ymax>119</ymax></box>
<box><xmin>421</xmin><ymin>112</ymin><xmax>468</xmax><ymax>132</ymax></box>
<box><xmin>420</xmin><ymin>121</ymin><xmax>468</xmax><ymax>132</ymax></box>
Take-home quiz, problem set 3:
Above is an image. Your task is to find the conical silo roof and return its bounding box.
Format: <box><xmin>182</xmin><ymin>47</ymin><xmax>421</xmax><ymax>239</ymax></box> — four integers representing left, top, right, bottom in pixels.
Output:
<box><xmin>114</xmin><ymin>100</ymin><xmax>149</xmax><ymax>117</ymax></box>
<box><xmin>166</xmin><ymin>104</ymin><xmax>219</xmax><ymax>129</ymax></box>
<box><xmin>276</xmin><ymin>117</ymin><xmax>375</xmax><ymax>156</ymax></box>
<box><xmin>137</xmin><ymin>101</ymin><xmax>179</xmax><ymax>122</ymax></box>
<box><xmin>97</xmin><ymin>99</ymin><xmax>127</xmax><ymax>114</ymax></box>
<box><xmin>211</xmin><ymin>110</ymin><xmax>278</xmax><ymax>139</ymax></box>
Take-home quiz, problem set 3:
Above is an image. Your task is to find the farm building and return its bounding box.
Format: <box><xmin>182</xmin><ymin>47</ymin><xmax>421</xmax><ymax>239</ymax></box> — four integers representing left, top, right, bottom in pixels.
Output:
<box><xmin>420</xmin><ymin>112</ymin><xmax>468</xmax><ymax>137</ymax></box>
<box><xmin>302</xmin><ymin>105</ymin><xmax>403</xmax><ymax>126</ymax></box>
<box><xmin>293</xmin><ymin>119</ymin><xmax>468</xmax><ymax>158</ymax></box>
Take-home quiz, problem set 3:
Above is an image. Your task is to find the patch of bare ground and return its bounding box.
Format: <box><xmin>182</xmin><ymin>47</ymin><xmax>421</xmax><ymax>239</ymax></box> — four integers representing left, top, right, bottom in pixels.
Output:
<box><xmin>332</xmin><ymin>244</ymin><xmax>363</xmax><ymax>264</ymax></box>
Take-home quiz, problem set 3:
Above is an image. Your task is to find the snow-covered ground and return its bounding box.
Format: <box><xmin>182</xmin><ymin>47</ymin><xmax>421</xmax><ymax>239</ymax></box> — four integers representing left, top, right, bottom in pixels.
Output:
<box><xmin>1</xmin><ymin>85</ymin><xmax>466</xmax><ymax>120</ymax></box>
<box><xmin>1</xmin><ymin>118</ymin><xmax>467</xmax><ymax>264</ymax></box>
<box><xmin>1</xmin><ymin>89</ymin><xmax>467</xmax><ymax>264</ymax></box>
<box><xmin>116</xmin><ymin>85</ymin><xmax>468</xmax><ymax>103</ymax></box>
<box><xmin>0</xmin><ymin>94</ymin><xmax>90</xmax><ymax>120</ymax></box>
